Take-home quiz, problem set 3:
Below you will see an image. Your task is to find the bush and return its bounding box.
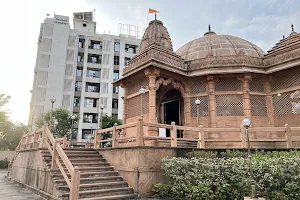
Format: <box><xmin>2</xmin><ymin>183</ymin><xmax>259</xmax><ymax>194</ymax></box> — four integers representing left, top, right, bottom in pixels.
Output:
<box><xmin>153</xmin><ymin>150</ymin><xmax>300</xmax><ymax>200</ymax></box>
<box><xmin>0</xmin><ymin>158</ymin><xmax>9</xmax><ymax>168</ymax></box>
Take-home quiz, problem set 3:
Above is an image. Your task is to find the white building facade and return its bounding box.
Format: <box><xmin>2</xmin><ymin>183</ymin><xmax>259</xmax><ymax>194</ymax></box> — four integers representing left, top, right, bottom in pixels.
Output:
<box><xmin>29</xmin><ymin>12</ymin><xmax>140</xmax><ymax>141</ymax></box>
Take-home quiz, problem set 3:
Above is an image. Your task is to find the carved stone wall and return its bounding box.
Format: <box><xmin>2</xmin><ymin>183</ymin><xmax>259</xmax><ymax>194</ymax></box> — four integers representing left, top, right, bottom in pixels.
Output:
<box><xmin>127</xmin><ymin>93</ymin><xmax>149</xmax><ymax>119</ymax></box>
<box><xmin>127</xmin><ymin>77</ymin><xmax>149</xmax><ymax>96</ymax></box>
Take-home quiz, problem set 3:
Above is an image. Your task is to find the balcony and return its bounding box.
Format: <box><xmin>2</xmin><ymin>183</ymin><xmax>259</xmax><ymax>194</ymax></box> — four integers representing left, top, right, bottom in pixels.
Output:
<box><xmin>88</xmin><ymin>48</ymin><xmax>102</xmax><ymax>55</ymax></box>
<box><xmin>82</xmin><ymin>123</ymin><xmax>98</xmax><ymax>130</ymax></box>
<box><xmin>83</xmin><ymin>106</ymin><xmax>98</xmax><ymax>113</ymax></box>
<box><xmin>73</xmin><ymin>106</ymin><xmax>80</xmax><ymax>112</ymax></box>
<box><xmin>85</xmin><ymin>92</ymin><xmax>100</xmax><ymax>98</ymax></box>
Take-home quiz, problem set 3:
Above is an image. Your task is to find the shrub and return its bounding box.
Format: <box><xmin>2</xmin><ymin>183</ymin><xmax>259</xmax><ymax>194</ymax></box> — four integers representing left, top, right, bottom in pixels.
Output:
<box><xmin>0</xmin><ymin>158</ymin><xmax>9</xmax><ymax>168</ymax></box>
<box><xmin>153</xmin><ymin>150</ymin><xmax>300</xmax><ymax>200</ymax></box>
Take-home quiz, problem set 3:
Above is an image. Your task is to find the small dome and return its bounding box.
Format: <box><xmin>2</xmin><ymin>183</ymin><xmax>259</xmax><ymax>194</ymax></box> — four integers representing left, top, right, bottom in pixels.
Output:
<box><xmin>140</xmin><ymin>20</ymin><xmax>173</xmax><ymax>51</ymax></box>
<box><xmin>176</xmin><ymin>31</ymin><xmax>265</xmax><ymax>60</ymax></box>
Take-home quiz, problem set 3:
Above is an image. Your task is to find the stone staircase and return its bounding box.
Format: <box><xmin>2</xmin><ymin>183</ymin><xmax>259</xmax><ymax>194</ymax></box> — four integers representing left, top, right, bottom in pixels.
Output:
<box><xmin>41</xmin><ymin>148</ymin><xmax>138</xmax><ymax>200</ymax></box>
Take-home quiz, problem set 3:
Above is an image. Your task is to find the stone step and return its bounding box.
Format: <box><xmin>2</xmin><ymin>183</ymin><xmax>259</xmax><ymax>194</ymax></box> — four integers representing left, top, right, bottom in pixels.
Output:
<box><xmin>66</xmin><ymin>162</ymin><xmax>110</xmax><ymax>167</ymax></box>
<box><xmin>56</xmin><ymin>181</ymin><xmax>128</xmax><ymax>192</ymax></box>
<box><xmin>60</xmin><ymin>187</ymin><xmax>134</xmax><ymax>200</ymax></box>
<box><xmin>54</xmin><ymin>176</ymin><xmax>124</xmax><ymax>185</ymax></box>
<box><xmin>46</xmin><ymin>162</ymin><xmax>110</xmax><ymax>168</ymax></box>
<box><xmin>44</xmin><ymin>157</ymin><xmax>105</xmax><ymax>162</ymax></box>
<box><xmin>43</xmin><ymin>154</ymin><xmax>102</xmax><ymax>158</ymax></box>
<box><xmin>51</xmin><ymin>166</ymin><xmax>114</xmax><ymax>173</ymax></box>
<box><xmin>52</xmin><ymin>171</ymin><xmax>119</xmax><ymax>178</ymax></box>
<box><xmin>79</xmin><ymin>193</ymin><xmax>138</xmax><ymax>200</ymax></box>
<box><xmin>63</xmin><ymin>148</ymin><xmax>96</xmax><ymax>151</ymax></box>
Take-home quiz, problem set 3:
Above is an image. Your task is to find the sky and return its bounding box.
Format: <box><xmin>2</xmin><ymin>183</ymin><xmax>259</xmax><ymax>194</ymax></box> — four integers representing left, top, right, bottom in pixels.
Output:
<box><xmin>0</xmin><ymin>0</ymin><xmax>299</xmax><ymax>123</ymax></box>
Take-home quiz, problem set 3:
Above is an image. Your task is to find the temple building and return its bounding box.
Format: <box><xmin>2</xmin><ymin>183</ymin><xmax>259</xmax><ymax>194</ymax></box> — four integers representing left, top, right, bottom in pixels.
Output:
<box><xmin>115</xmin><ymin>19</ymin><xmax>300</xmax><ymax>142</ymax></box>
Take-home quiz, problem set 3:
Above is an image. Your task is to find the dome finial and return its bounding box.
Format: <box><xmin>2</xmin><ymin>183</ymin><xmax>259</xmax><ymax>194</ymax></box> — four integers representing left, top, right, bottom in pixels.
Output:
<box><xmin>208</xmin><ymin>24</ymin><xmax>211</xmax><ymax>32</ymax></box>
<box><xmin>292</xmin><ymin>24</ymin><xmax>294</xmax><ymax>32</ymax></box>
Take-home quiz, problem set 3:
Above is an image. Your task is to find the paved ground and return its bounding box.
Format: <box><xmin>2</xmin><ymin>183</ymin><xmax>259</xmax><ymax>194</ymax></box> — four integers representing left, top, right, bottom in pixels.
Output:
<box><xmin>0</xmin><ymin>170</ymin><xmax>44</xmax><ymax>200</ymax></box>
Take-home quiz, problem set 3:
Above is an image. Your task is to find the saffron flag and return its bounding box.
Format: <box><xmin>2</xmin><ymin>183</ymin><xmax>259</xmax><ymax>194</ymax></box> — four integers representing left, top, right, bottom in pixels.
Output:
<box><xmin>149</xmin><ymin>8</ymin><xmax>159</xmax><ymax>13</ymax></box>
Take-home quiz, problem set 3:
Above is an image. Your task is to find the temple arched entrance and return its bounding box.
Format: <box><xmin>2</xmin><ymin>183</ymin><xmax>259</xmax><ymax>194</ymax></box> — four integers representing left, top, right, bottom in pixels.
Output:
<box><xmin>157</xmin><ymin>88</ymin><xmax>184</xmax><ymax>137</ymax></box>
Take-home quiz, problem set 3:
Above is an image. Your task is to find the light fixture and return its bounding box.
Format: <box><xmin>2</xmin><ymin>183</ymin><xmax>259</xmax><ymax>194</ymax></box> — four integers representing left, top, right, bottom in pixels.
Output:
<box><xmin>242</xmin><ymin>118</ymin><xmax>251</xmax><ymax>129</ymax></box>
<box><xmin>139</xmin><ymin>87</ymin><xmax>145</xmax><ymax>94</ymax></box>
<box><xmin>195</xmin><ymin>99</ymin><xmax>201</xmax><ymax>105</ymax></box>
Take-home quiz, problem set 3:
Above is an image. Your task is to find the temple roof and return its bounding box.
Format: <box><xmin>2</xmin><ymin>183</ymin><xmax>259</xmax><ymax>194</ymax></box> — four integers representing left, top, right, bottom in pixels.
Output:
<box><xmin>265</xmin><ymin>28</ymin><xmax>300</xmax><ymax>57</ymax></box>
<box><xmin>176</xmin><ymin>31</ymin><xmax>265</xmax><ymax>60</ymax></box>
<box><xmin>140</xmin><ymin>20</ymin><xmax>173</xmax><ymax>51</ymax></box>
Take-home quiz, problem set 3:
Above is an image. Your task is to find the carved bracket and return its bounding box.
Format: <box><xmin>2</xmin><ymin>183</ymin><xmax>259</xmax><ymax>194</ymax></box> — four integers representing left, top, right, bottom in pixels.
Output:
<box><xmin>155</xmin><ymin>77</ymin><xmax>186</xmax><ymax>94</ymax></box>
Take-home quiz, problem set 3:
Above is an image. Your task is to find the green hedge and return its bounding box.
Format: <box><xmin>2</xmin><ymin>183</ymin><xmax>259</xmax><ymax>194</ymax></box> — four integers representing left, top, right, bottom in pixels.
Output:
<box><xmin>153</xmin><ymin>150</ymin><xmax>300</xmax><ymax>200</ymax></box>
<box><xmin>0</xmin><ymin>158</ymin><xmax>9</xmax><ymax>168</ymax></box>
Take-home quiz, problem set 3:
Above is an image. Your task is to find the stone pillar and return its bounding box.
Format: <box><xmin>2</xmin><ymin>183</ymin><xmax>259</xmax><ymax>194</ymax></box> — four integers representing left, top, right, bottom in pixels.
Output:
<box><xmin>207</xmin><ymin>76</ymin><xmax>217</xmax><ymax>128</ymax></box>
<box><xmin>148</xmin><ymin>75</ymin><xmax>157</xmax><ymax>124</ymax></box>
<box><xmin>145</xmin><ymin>68</ymin><xmax>160</xmax><ymax>137</ymax></box>
<box><xmin>120</xmin><ymin>83</ymin><xmax>127</xmax><ymax>137</ymax></box>
<box><xmin>241</xmin><ymin>75</ymin><xmax>251</xmax><ymax>118</ymax></box>
<box><xmin>264</xmin><ymin>77</ymin><xmax>275</xmax><ymax>127</ymax></box>
<box><xmin>183</xmin><ymin>95</ymin><xmax>192</xmax><ymax>138</ymax></box>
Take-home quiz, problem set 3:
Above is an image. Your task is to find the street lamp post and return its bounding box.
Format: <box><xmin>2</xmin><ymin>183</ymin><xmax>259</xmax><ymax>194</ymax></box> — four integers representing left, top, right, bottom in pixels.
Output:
<box><xmin>99</xmin><ymin>104</ymin><xmax>105</xmax><ymax>129</ymax></box>
<box><xmin>50</xmin><ymin>97</ymin><xmax>56</xmax><ymax>131</ymax></box>
<box><xmin>90</xmin><ymin>124</ymin><xmax>94</xmax><ymax>148</ymax></box>
<box><xmin>54</xmin><ymin>119</ymin><xmax>58</xmax><ymax>135</ymax></box>
<box><xmin>139</xmin><ymin>87</ymin><xmax>145</xmax><ymax>119</ymax></box>
<box><xmin>71</xmin><ymin>114</ymin><xmax>76</xmax><ymax>141</ymax></box>
<box><xmin>195</xmin><ymin>99</ymin><xmax>201</xmax><ymax>127</ymax></box>
<box><xmin>242</xmin><ymin>118</ymin><xmax>257</xmax><ymax>199</ymax></box>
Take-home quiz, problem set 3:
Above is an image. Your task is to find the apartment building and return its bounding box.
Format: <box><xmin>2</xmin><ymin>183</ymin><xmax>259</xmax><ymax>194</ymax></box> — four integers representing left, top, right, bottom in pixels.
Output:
<box><xmin>29</xmin><ymin>12</ymin><xmax>140</xmax><ymax>141</ymax></box>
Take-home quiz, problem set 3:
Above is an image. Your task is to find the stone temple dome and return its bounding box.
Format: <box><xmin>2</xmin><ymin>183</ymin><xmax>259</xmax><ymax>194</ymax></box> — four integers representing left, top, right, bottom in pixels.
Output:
<box><xmin>140</xmin><ymin>20</ymin><xmax>173</xmax><ymax>51</ymax></box>
<box><xmin>176</xmin><ymin>31</ymin><xmax>265</xmax><ymax>61</ymax></box>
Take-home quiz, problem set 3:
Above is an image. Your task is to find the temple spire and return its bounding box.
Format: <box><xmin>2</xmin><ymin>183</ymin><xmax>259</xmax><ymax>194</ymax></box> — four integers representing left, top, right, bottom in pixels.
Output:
<box><xmin>292</xmin><ymin>24</ymin><xmax>294</xmax><ymax>32</ymax></box>
<box><xmin>208</xmin><ymin>24</ymin><xmax>211</xmax><ymax>32</ymax></box>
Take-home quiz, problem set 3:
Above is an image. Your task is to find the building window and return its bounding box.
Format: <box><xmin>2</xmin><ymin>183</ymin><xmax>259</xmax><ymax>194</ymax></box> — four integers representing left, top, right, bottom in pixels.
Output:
<box><xmin>76</xmin><ymin>68</ymin><xmax>82</xmax><ymax>77</ymax></box>
<box><xmin>89</xmin><ymin>40</ymin><xmax>102</xmax><ymax>50</ymax></box>
<box><xmin>112</xmin><ymin>99</ymin><xmax>118</xmax><ymax>109</ymax></box>
<box><xmin>83</xmin><ymin>24</ymin><xmax>87</xmax><ymax>27</ymax></box>
<box><xmin>87</xmin><ymin>69</ymin><xmax>100</xmax><ymax>78</ymax></box>
<box><xmin>113</xmin><ymin>86</ymin><xmax>119</xmax><ymax>94</ymax></box>
<box><xmin>88</xmin><ymin>54</ymin><xmax>101</xmax><ymax>64</ymax></box>
<box><xmin>113</xmin><ymin>70</ymin><xmax>119</xmax><ymax>80</ymax></box>
<box><xmin>77</xmin><ymin>53</ymin><xmax>84</xmax><ymax>62</ymax></box>
<box><xmin>84</xmin><ymin>98</ymin><xmax>98</xmax><ymax>108</ymax></box>
<box><xmin>85</xmin><ymin>82</ymin><xmax>100</xmax><ymax>92</ymax></box>
<box><xmin>114</xmin><ymin>56</ymin><xmax>120</xmax><ymax>65</ymax></box>
<box><xmin>74</xmin><ymin>97</ymin><xmax>80</xmax><ymax>107</ymax></box>
<box><xmin>114</xmin><ymin>42</ymin><xmax>120</xmax><ymax>52</ymax></box>
<box><xmin>82</xmin><ymin>129</ymin><xmax>92</xmax><ymax>139</ymax></box>
<box><xmin>83</xmin><ymin>113</ymin><xmax>98</xmax><ymax>123</ymax></box>
<box><xmin>78</xmin><ymin>38</ymin><xmax>85</xmax><ymax>48</ymax></box>
<box><xmin>125</xmin><ymin>44</ymin><xmax>138</xmax><ymax>54</ymax></box>
<box><xmin>125</xmin><ymin>57</ymin><xmax>131</xmax><ymax>66</ymax></box>
<box><xmin>75</xmin><ymin>81</ymin><xmax>82</xmax><ymax>91</ymax></box>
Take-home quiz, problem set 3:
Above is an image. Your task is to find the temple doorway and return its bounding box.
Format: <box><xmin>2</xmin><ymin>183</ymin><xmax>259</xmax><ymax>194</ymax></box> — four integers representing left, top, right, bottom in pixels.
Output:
<box><xmin>159</xmin><ymin>89</ymin><xmax>183</xmax><ymax>138</ymax></box>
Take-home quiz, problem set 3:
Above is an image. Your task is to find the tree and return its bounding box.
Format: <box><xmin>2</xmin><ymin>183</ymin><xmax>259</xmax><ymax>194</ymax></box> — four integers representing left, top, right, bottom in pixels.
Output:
<box><xmin>0</xmin><ymin>123</ymin><xmax>28</xmax><ymax>150</ymax></box>
<box><xmin>101</xmin><ymin>115</ymin><xmax>122</xmax><ymax>144</ymax></box>
<box><xmin>102</xmin><ymin>115</ymin><xmax>122</xmax><ymax>129</ymax></box>
<box><xmin>35</xmin><ymin>107</ymin><xmax>79</xmax><ymax>138</ymax></box>
<box><xmin>0</xmin><ymin>94</ymin><xmax>11</xmax><ymax>132</ymax></box>
<box><xmin>0</xmin><ymin>94</ymin><xmax>28</xmax><ymax>150</ymax></box>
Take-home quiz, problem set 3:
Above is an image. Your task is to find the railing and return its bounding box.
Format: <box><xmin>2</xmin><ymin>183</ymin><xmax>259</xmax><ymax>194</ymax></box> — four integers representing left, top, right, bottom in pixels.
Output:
<box><xmin>13</xmin><ymin>125</ymin><xmax>80</xmax><ymax>200</ymax></box>
<box><xmin>94</xmin><ymin>118</ymin><xmax>300</xmax><ymax>149</ymax></box>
